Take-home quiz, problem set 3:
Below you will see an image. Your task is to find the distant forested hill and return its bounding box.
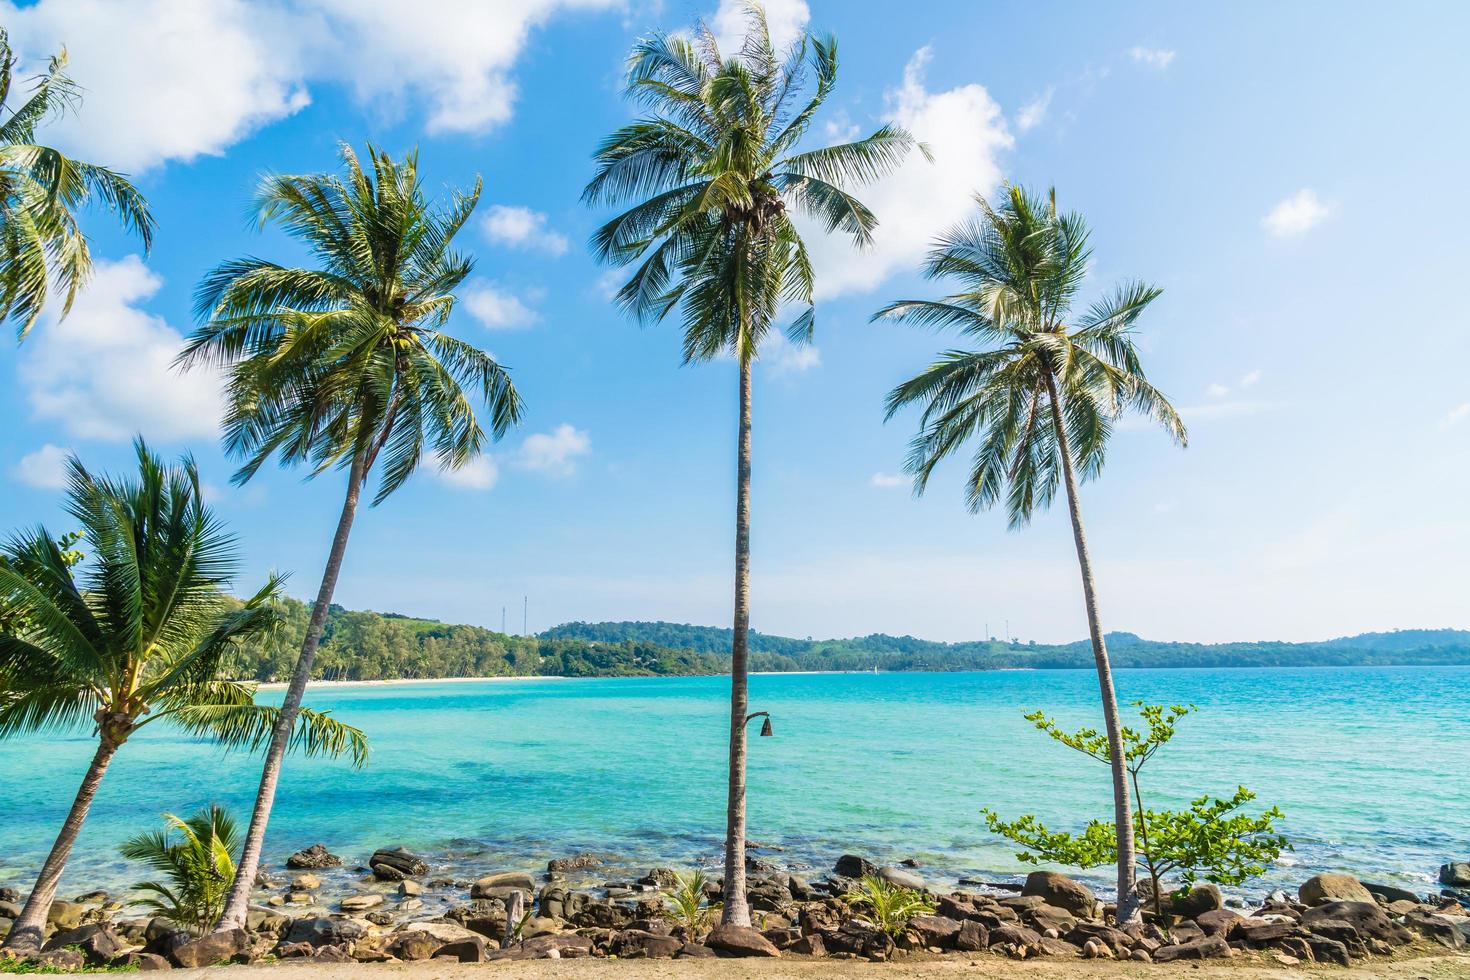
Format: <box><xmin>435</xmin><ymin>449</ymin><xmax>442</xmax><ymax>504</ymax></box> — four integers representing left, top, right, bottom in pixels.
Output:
<box><xmin>541</xmin><ymin>621</ymin><xmax>1470</xmax><ymax>671</ymax></box>
<box><xmin>226</xmin><ymin>603</ymin><xmax>1470</xmax><ymax>682</ymax></box>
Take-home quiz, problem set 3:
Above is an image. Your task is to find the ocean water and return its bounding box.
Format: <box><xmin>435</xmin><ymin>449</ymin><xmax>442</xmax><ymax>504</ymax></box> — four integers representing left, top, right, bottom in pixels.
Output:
<box><xmin>2</xmin><ymin>667</ymin><xmax>1467</xmax><ymax>901</ymax></box>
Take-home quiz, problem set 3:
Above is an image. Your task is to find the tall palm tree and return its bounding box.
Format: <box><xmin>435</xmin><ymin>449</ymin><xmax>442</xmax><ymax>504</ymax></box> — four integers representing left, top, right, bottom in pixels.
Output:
<box><xmin>179</xmin><ymin>143</ymin><xmax>523</xmax><ymax>931</ymax></box>
<box><xmin>878</xmin><ymin>186</ymin><xmax>1186</xmax><ymax>925</ymax></box>
<box><xmin>0</xmin><ymin>30</ymin><xmax>154</xmax><ymax>338</ymax></box>
<box><xmin>0</xmin><ymin>441</ymin><xmax>366</xmax><ymax>952</ymax></box>
<box><xmin>585</xmin><ymin>5</ymin><xmax>914</xmax><ymax>926</ymax></box>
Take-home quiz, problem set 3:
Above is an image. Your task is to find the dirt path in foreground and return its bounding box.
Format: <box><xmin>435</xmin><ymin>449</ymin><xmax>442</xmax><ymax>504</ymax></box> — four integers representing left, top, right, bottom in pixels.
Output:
<box><xmin>169</xmin><ymin>951</ymin><xmax>1470</xmax><ymax>980</ymax></box>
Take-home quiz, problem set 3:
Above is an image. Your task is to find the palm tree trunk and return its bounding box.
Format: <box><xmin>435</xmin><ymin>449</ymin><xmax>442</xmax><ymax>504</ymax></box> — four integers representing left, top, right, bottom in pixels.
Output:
<box><xmin>1043</xmin><ymin>370</ymin><xmax>1141</xmax><ymax>926</ymax></box>
<box><xmin>3</xmin><ymin>738</ymin><xmax>119</xmax><ymax>950</ymax></box>
<box><xmin>215</xmin><ymin>449</ymin><xmax>368</xmax><ymax>930</ymax></box>
<box><xmin>721</xmin><ymin>355</ymin><xmax>754</xmax><ymax>927</ymax></box>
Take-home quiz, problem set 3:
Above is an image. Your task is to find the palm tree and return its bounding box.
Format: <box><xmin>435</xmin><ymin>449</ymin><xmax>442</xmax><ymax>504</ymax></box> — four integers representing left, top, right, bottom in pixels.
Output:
<box><xmin>0</xmin><ymin>30</ymin><xmax>154</xmax><ymax>338</ymax></box>
<box><xmin>179</xmin><ymin>143</ymin><xmax>523</xmax><ymax>931</ymax></box>
<box><xmin>878</xmin><ymin>186</ymin><xmax>1186</xmax><ymax>925</ymax></box>
<box><xmin>585</xmin><ymin>5</ymin><xmax>914</xmax><ymax>926</ymax></box>
<box><xmin>122</xmin><ymin>804</ymin><xmax>240</xmax><ymax>934</ymax></box>
<box><xmin>0</xmin><ymin>441</ymin><xmax>366</xmax><ymax>952</ymax></box>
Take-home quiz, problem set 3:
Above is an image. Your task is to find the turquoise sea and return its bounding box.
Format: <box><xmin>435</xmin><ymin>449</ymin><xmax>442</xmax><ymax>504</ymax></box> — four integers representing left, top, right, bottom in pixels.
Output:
<box><xmin>3</xmin><ymin>667</ymin><xmax>1467</xmax><ymax>901</ymax></box>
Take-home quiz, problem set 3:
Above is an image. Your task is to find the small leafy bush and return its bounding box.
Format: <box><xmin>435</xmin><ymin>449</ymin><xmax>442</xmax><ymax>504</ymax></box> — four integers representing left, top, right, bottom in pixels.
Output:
<box><xmin>664</xmin><ymin>869</ymin><xmax>721</xmax><ymax>936</ymax></box>
<box><xmin>842</xmin><ymin>874</ymin><xmax>934</xmax><ymax>938</ymax></box>
<box><xmin>121</xmin><ymin>804</ymin><xmax>239</xmax><ymax>933</ymax></box>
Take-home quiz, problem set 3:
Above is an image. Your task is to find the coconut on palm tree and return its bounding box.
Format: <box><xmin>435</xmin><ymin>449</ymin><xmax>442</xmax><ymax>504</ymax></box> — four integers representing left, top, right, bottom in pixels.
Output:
<box><xmin>878</xmin><ymin>186</ymin><xmax>1186</xmax><ymax>925</ymax></box>
<box><xmin>0</xmin><ymin>441</ymin><xmax>366</xmax><ymax>952</ymax></box>
<box><xmin>179</xmin><ymin>143</ymin><xmax>523</xmax><ymax>931</ymax></box>
<box><xmin>0</xmin><ymin>30</ymin><xmax>154</xmax><ymax>338</ymax></box>
<box><xmin>585</xmin><ymin>5</ymin><xmax>914</xmax><ymax>925</ymax></box>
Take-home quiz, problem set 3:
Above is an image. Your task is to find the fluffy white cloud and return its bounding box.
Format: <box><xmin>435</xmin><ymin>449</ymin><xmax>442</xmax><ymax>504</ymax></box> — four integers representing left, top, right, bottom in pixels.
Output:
<box><xmin>1128</xmin><ymin>46</ymin><xmax>1176</xmax><ymax>69</ymax></box>
<box><xmin>806</xmin><ymin>48</ymin><xmax>1013</xmax><ymax>300</ymax></box>
<box><xmin>517</xmin><ymin>424</ymin><xmax>590</xmax><ymax>476</ymax></box>
<box><xmin>1442</xmin><ymin>403</ymin><xmax>1470</xmax><ymax>430</ymax></box>
<box><xmin>463</xmin><ymin>281</ymin><xmax>539</xmax><ymax>330</ymax></box>
<box><xmin>1240</xmin><ymin>369</ymin><xmax>1263</xmax><ymax>388</ymax></box>
<box><xmin>1263</xmin><ymin>189</ymin><xmax>1333</xmax><ymax>238</ymax></box>
<box><xmin>761</xmin><ymin>332</ymin><xmax>820</xmax><ymax>373</ymax></box>
<box><xmin>0</xmin><ymin>0</ymin><xmax>616</xmax><ymax>171</ymax></box>
<box><xmin>434</xmin><ymin>455</ymin><xmax>500</xmax><ymax>491</ymax></box>
<box><xmin>870</xmin><ymin>472</ymin><xmax>907</xmax><ymax>489</ymax></box>
<box><xmin>711</xmin><ymin>0</ymin><xmax>810</xmax><ymax>53</ymax></box>
<box><xmin>1206</xmin><ymin>382</ymin><xmax>1231</xmax><ymax>398</ymax></box>
<box><xmin>11</xmin><ymin>444</ymin><xmax>72</xmax><ymax>489</ymax></box>
<box><xmin>481</xmin><ymin>205</ymin><xmax>569</xmax><ymax>255</ymax></box>
<box><xmin>1015</xmin><ymin>89</ymin><xmax>1053</xmax><ymax>131</ymax></box>
<box><xmin>20</xmin><ymin>256</ymin><xmax>224</xmax><ymax>441</ymax></box>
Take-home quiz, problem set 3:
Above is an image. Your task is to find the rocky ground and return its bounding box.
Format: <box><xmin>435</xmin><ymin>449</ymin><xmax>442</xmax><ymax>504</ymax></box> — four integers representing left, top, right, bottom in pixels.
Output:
<box><xmin>4</xmin><ymin>846</ymin><xmax>1469</xmax><ymax>973</ymax></box>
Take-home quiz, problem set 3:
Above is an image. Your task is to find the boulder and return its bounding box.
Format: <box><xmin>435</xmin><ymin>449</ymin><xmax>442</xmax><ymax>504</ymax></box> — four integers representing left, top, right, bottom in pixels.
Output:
<box><xmin>1237</xmin><ymin>918</ymin><xmax>1297</xmax><ymax>945</ymax></box>
<box><xmin>46</xmin><ymin>900</ymin><xmax>84</xmax><ymax>932</ymax></box>
<box><xmin>1171</xmin><ymin>883</ymin><xmax>1223</xmax><ymax>918</ymax></box>
<box><xmin>368</xmin><ymin>846</ymin><xmax>427</xmax><ymax>880</ymax></box>
<box><xmin>286</xmin><ymin>844</ymin><xmax>341</xmax><ymax>870</ymax></box>
<box><xmin>398</xmin><ymin>879</ymin><xmax>422</xmax><ymax>897</ymax></box>
<box><xmin>0</xmin><ymin>901</ymin><xmax>18</xmax><ymax>920</ymax></box>
<box><xmin>43</xmin><ymin>923</ymin><xmax>123</xmax><ymax>965</ymax></box>
<box><xmin>907</xmin><ymin>914</ymin><xmax>961</xmax><ymax>947</ymax></box>
<box><xmin>437</xmin><ymin>937</ymin><xmax>488</xmax><ymax>963</ymax></box>
<box><xmin>1306</xmin><ymin>935</ymin><xmax>1351</xmax><ymax>965</ymax></box>
<box><xmin>283</xmin><ymin>916</ymin><xmax>367</xmax><ymax>948</ymax></box>
<box><xmin>1403</xmin><ymin>912</ymin><xmax>1469</xmax><ymax>950</ymax></box>
<box><xmin>834</xmin><ymin>855</ymin><xmax>878</xmax><ymax>879</ymax></box>
<box><xmin>1299</xmin><ymin>873</ymin><xmax>1374</xmax><ymax>906</ymax></box>
<box><xmin>547</xmin><ymin>852</ymin><xmax>609</xmax><ymax>874</ymax></box>
<box><xmin>955</xmin><ymin>920</ymin><xmax>988</xmax><ymax>951</ymax></box>
<box><xmin>610</xmin><ymin>929</ymin><xmax>681</xmax><ymax>958</ymax></box>
<box><xmin>1363</xmin><ymin>881</ymin><xmax>1420</xmax><ymax>904</ymax></box>
<box><xmin>706</xmin><ymin>923</ymin><xmax>780</xmax><ymax>957</ymax></box>
<box><xmin>677</xmin><ymin>942</ymin><xmax>718</xmax><ymax>958</ymax></box>
<box><xmin>171</xmin><ymin>928</ymin><xmax>248</xmax><ymax>968</ymax></box>
<box><xmin>1194</xmin><ymin>908</ymin><xmax>1243</xmax><ymax>938</ymax></box>
<box><xmin>1301</xmin><ymin>900</ymin><xmax>1410</xmax><ymax>944</ymax></box>
<box><xmin>877</xmin><ymin>866</ymin><xmax>924</xmax><ymax>890</ymax></box>
<box><xmin>30</xmin><ymin>948</ymin><xmax>85</xmax><ymax>971</ymax></box>
<box><xmin>339</xmin><ymin>893</ymin><xmax>384</xmax><ymax>912</ymax></box>
<box><xmin>789</xmin><ymin>933</ymin><xmax>825</xmax><ymax>956</ymax></box>
<box><xmin>386</xmin><ymin>932</ymin><xmax>441</xmax><ymax>961</ymax></box>
<box><xmin>292</xmin><ymin>873</ymin><xmax>321</xmax><ymax>891</ymax></box>
<box><xmin>1023</xmin><ymin>903</ymin><xmax>1076</xmax><ymax>935</ymax></box>
<box><xmin>1065</xmin><ymin>922</ymin><xmax>1133</xmax><ymax>956</ymax></box>
<box><xmin>1153</xmin><ymin>934</ymin><xmax>1230</xmax><ymax>961</ymax></box>
<box><xmin>1021</xmin><ymin>871</ymin><xmax>1098</xmax><ymax>919</ymax></box>
<box><xmin>471</xmin><ymin>871</ymin><xmax>535</xmax><ymax>901</ymax></box>
<box><xmin>821</xmin><ymin>921</ymin><xmax>891</xmax><ymax>960</ymax></box>
<box><xmin>520</xmin><ymin>934</ymin><xmax>594</xmax><ymax>958</ymax></box>
<box><xmin>1441</xmin><ymin>863</ymin><xmax>1470</xmax><ymax>887</ymax></box>
<box><xmin>110</xmin><ymin>951</ymin><xmax>172</xmax><ymax>970</ymax></box>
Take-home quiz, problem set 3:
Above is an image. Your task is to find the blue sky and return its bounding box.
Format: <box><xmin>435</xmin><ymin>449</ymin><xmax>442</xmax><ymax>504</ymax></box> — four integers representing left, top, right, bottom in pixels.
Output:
<box><xmin>2</xmin><ymin>0</ymin><xmax>1467</xmax><ymax>643</ymax></box>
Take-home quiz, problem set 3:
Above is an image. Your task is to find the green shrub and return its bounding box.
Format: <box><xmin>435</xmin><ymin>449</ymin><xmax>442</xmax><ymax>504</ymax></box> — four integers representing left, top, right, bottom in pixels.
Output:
<box><xmin>842</xmin><ymin>874</ymin><xmax>934</xmax><ymax>938</ymax></box>
<box><xmin>664</xmin><ymin>869</ymin><xmax>721</xmax><ymax>936</ymax></box>
<box><xmin>120</xmin><ymin>804</ymin><xmax>239</xmax><ymax>933</ymax></box>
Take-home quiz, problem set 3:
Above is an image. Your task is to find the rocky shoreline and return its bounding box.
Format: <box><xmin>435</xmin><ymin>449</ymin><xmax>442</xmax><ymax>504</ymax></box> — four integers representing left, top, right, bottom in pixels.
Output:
<box><xmin>4</xmin><ymin>844</ymin><xmax>1469</xmax><ymax>972</ymax></box>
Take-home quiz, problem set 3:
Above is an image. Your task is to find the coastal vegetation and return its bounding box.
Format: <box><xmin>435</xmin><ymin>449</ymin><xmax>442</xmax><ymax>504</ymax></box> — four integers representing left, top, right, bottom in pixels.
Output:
<box><xmin>842</xmin><ymin>875</ymin><xmax>936</xmax><ymax>940</ymax></box>
<box><xmin>585</xmin><ymin>7</ymin><xmax>914</xmax><ymax>926</ymax></box>
<box><xmin>0</xmin><ymin>30</ymin><xmax>153</xmax><ymax>338</ymax></box>
<box><xmin>179</xmin><ymin>143</ymin><xmax>523</xmax><ymax>932</ymax></box>
<box><xmin>120</xmin><ymin>805</ymin><xmax>240</xmax><ymax>934</ymax></box>
<box><xmin>983</xmin><ymin>703</ymin><xmax>1290</xmax><ymax>921</ymax></box>
<box><xmin>0</xmin><ymin>443</ymin><xmax>364</xmax><ymax>952</ymax></box>
<box><xmin>878</xmin><ymin>186</ymin><xmax>1188</xmax><ymax>923</ymax></box>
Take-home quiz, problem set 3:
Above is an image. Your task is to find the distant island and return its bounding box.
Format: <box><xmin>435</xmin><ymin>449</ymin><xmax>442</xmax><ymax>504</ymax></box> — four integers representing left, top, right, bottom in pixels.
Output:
<box><xmin>226</xmin><ymin>599</ymin><xmax>1470</xmax><ymax>683</ymax></box>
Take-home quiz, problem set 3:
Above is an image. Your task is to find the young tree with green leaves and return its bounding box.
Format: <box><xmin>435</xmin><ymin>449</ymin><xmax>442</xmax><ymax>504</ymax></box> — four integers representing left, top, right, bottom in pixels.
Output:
<box><xmin>122</xmin><ymin>804</ymin><xmax>241</xmax><ymax>934</ymax></box>
<box><xmin>984</xmin><ymin>703</ymin><xmax>1289</xmax><ymax>920</ymax></box>
<box><xmin>0</xmin><ymin>442</ymin><xmax>365</xmax><ymax>952</ymax></box>
<box><xmin>879</xmin><ymin>186</ymin><xmax>1187</xmax><ymax>924</ymax></box>
<box><xmin>0</xmin><ymin>30</ymin><xmax>154</xmax><ymax>338</ymax></box>
<box><xmin>180</xmin><ymin>143</ymin><xmax>522</xmax><ymax>932</ymax></box>
<box><xmin>585</xmin><ymin>4</ymin><xmax>915</xmax><ymax>925</ymax></box>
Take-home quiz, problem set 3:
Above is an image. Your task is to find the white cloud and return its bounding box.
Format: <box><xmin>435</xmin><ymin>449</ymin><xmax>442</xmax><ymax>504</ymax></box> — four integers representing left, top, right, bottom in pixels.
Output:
<box><xmin>1262</xmin><ymin>189</ymin><xmax>1333</xmax><ymax>238</ymax></box>
<box><xmin>870</xmin><ymin>472</ymin><xmax>908</xmax><ymax>489</ymax></box>
<box><xmin>481</xmin><ymin>205</ymin><xmax>569</xmax><ymax>256</ymax></box>
<box><xmin>463</xmin><ymin>281</ymin><xmax>539</xmax><ymax>330</ymax></box>
<box><xmin>807</xmin><ymin>47</ymin><xmax>1013</xmax><ymax>300</ymax></box>
<box><xmin>761</xmin><ymin>332</ymin><xmax>820</xmax><ymax>374</ymax></box>
<box><xmin>0</xmin><ymin>0</ymin><xmax>616</xmax><ymax>171</ymax></box>
<box><xmin>517</xmin><ymin>424</ymin><xmax>590</xmax><ymax>476</ymax></box>
<box><xmin>711</xmin><ymin>0</ymin><xmax>809</xmax><ymax>54</ymax></box>
<box><xmin>1441</xmin><ymin>403</ymin><xmax>1470</xmax><ymax>430</ymax></box>
<box><xmin>1015</xmin><ymin>89</ymin><xmax>1053</xmax><ymax>132</ymax></box>
<box><xmin>1206</xmin><ymin>382</ymin><xmax>1231</xmax><ymax>398</ymax></box>
<box><xmin>20</xmin><ymin>256</ymin><xmax>223</xmax><ymax>441</ymax></box>
<box><xmin>11</xmin><ymin>444</ymin><xmax>72</xmax><ymax>490</ymax></box>
<box><xmin>1128</xmin><ymin>46</ymin><xmax>1176</xmax><ymax>70</ymax></box>
<box><xmin>434</xmin><ymin>455</ymin><xmax>500</xmax><ymax>491</ymax></box>
<box><xmin>1240</xmin><ymin>369</ymin><xmax>1263</xmax><ymax>388</ymax></box>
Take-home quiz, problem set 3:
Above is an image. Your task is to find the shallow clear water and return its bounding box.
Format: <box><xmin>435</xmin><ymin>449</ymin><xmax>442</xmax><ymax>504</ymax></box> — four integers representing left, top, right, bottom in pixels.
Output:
<box><xmin>2</xmin><ymin>667</ymin><xmax>1466</xmax><ymax>900</ymax></box>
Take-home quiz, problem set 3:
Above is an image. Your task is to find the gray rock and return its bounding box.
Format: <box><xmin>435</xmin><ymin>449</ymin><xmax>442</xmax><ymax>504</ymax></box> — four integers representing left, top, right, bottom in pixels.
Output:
<box><xmin>285</xmin><ymin>844</ymin><xmax>342</xmax><ymax>870</ymax></box>
<box><xmin>1440</xmin><ymin>862</ymin><xmax>1470</xmax><ymax>888</ymax></box>
<box><xmin>1021</xmin><ymin>871</ymin><xmax>1098</xmax><ymax>919</ymax></box>
<box><xmin>877</xmin><ymin>866</ymin><xmax>924</xmax><ymax>890</ymax></box>
<box><xmin>1153</xmin><ymin>934</ymin><xmax>1230</xmax><ymax>961</ymax></box>
<box><xmin>339</xmin><ymin>893</ymin><xmax>384</xmax><ymax>911</ymax></box>
<box><xmin>471</xmin><ymin>871</ymin><xmax>535</xmax><ymax>901</ymax></box>
<box><xmin>170</xmin><ymin>928</ymin><xmax>247</xmax><ymax>968</ymax></box>
<box><xmin>705</xmin><ymin>923</ymin><xmax>780</xmax><ymax>957</ymax></box>
<box><xmin>1299</xmin><ymin>873</ymin><xmax>1374</xmax><ymax>905</ymax></box>
<box><xmin>834</xmin><ymin>854</ymin><xmax>877</xmax><ymax>879</ymax></box>
<box><xmin>1171</xmin><ymin>883</ymin><xmax>1223</xmax><ymax>918</ymax></box>
<box><xmin>368</xmin><ymin>846</ymin><xmax>428</xmax><ymax>880</ymax></box>
<box><xmin>283</xmin><ymin>916</ymin><xmax>367</xmax><ymax>948</ymax></box>
<box><xmin>43</xmin><ymin>923</ymin><xmax>123</xmax><ymax>964</ymax></box>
